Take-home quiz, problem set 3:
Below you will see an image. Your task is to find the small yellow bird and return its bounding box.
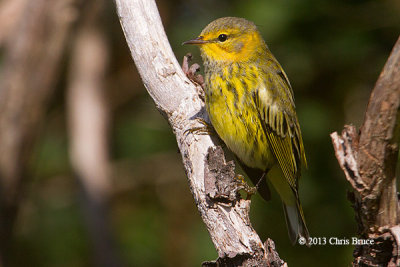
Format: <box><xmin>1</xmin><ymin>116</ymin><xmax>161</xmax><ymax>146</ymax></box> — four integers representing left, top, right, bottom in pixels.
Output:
<box><xmin>183</xmin><ymin>17</ymin><xmax>309</xmax><ymax>245</ymax></box>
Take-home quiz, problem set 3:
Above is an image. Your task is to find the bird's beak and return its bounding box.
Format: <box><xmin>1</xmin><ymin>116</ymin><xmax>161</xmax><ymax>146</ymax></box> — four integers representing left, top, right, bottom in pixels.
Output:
<box><xmin>182</xmin><ymin>36</ymin><xmax>209</xmax><ymax>45</ymax></box>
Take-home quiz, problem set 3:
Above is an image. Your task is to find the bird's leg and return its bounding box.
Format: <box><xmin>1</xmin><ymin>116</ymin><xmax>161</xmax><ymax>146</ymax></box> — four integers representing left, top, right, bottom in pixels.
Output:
<box><xmin>254</xmin><ymin>172</ymin><xmax>266</xmax><ymax>189</ymax></box>
<box><xmin>182</xmin><ymin>53</ymin><xmax>205</xmax><ymax>100</ymax></box>
<box><xmin>182</xmin><ymin>54</ymin><xmax>214</xmax><ymax>136</ymax></box>
<box><xmin>235</xmin><ymin>172</ymin><xmax>266</xmax><ymax>200</ymax></box>
<box><xmin>182</xmin><ymin>53</ymin><xmax>205</xmax><ymax>87</ymax></box>
<box><xmin>184</xmin><ymin>117</ymin><xmax>214</xmax><ymax>136</ymax></box>
<box><xmin>234</xmin><ymin>174</ymin><xmax>257</xmax><ymax>200</ymax></box>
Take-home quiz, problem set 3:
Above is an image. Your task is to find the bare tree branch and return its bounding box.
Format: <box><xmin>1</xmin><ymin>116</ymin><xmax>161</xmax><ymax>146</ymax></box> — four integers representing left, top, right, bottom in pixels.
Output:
<box><xmin>331</xmin><ymin>36</ymin><xmax>400</xmax><ymax>266</ymax></box>
<box><xmin>114</xmin><ymin>0</ymin><xmax>286</xmax><ymax>265</ymax></box>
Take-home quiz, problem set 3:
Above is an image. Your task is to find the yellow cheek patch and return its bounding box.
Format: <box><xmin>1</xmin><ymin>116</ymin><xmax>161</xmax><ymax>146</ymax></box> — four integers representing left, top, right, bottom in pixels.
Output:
<box><xmin>200</xmin><ymin>32</ymin><xmax>262</xmax><ymax>63</ymax></box>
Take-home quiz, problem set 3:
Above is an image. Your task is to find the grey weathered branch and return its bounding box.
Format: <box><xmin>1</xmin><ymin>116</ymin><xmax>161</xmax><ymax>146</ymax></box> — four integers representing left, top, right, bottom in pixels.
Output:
<box><xmin>114</xmin><ymin>0</ymin><xmax>286</xmax><ymax>265</ymax></box>
<box><xmin>331</xmin><ymin>36</ymin><xmax>400</xmax><ymax>266</ymax></box>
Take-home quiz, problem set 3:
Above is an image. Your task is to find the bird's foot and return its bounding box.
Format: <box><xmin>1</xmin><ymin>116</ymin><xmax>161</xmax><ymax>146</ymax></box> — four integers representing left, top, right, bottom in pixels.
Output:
<box><xmin>235</xmin><ymin>174</ymin><xmax>257</xmax><ymax>200</ymax></box>
<box><xmin>182</xmin><ymin>53</ymin><xmax>205</xmax><ymax>99</ymax></box>
<box><xmin>184</xmin><ymin>118</ymin><xmax>214</xmax><ymax>136</ymax></box>
<box><xmin>182</xmin><ymin>53</ymin><xmax>204</xmax><ymax>87</ymax></box>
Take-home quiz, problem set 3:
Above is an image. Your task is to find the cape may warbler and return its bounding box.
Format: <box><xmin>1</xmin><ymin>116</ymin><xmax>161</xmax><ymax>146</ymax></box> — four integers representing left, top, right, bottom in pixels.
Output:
<box><xmin>184</xmin><ymin>17</ymin><xmax>309</xmax><ymax>245</ymax></box>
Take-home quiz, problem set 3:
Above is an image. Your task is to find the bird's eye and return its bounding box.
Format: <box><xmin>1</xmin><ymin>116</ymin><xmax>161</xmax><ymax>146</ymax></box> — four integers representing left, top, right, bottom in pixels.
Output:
<box><xmin>218</xmin><ymin>34</ymin><xmax>228</xmax><ymax>42</ymax></box>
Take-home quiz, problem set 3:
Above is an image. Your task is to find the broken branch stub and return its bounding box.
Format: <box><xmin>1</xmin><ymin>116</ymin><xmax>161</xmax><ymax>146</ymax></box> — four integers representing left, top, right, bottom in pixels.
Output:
<box><xmin>331</xmin><ymin>36</ymin><xmax>400</xmax><ymax>266</ymax></box>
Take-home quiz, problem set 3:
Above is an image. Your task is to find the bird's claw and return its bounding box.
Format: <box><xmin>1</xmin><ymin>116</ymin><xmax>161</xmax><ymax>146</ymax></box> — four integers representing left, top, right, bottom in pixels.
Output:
<box><xmin>182</xmin><ymin>53</ymin><xmax>205</xmax><ymax>99</ymax></box>
<box><xmin>184</xmin><ymin>118</ymin><xmax>214</xmax><ymax>136</ymax></box>
<box><xmin>235</xmin><ymin>174</ymin><xmax>257</xmax><ymax>200</ymax></box>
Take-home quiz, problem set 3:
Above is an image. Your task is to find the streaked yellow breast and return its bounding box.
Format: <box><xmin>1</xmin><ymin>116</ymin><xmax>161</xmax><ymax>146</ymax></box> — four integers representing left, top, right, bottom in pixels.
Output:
<box><xmin>204</xmin><ymin>63</ymin><xmax>274</xmax><ymax>170</ymax></box>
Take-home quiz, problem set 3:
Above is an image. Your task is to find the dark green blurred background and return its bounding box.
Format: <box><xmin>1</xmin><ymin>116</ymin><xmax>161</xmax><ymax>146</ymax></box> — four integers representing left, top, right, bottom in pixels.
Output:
<box><xmin>7</xmin><ymin>0</ymin><xmax>400</xmax><ymax>266</ymax></box>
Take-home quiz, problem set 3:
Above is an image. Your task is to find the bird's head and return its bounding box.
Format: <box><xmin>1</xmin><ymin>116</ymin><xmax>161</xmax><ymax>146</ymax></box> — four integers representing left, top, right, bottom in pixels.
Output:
<box><xmin>183</xmin><ymin>17</ymin><xmax>266</xmax><ymax>63</ymax></box>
